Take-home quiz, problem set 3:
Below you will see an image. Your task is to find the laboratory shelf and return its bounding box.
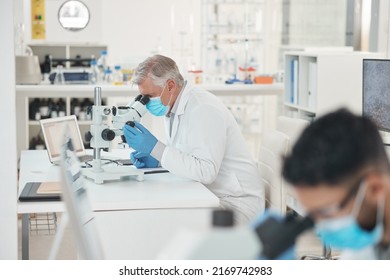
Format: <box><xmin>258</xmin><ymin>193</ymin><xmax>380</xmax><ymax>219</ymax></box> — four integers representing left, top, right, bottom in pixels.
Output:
<box><xmin>16</xmin><ymin>83</ymin><xmax>283</xmax><ymax>159</ymax></box>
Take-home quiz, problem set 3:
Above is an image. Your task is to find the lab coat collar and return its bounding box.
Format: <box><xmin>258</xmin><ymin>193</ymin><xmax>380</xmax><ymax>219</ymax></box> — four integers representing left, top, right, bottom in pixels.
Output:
<box><xmin>165</xmin><ymin>81</ymin><xmax>193</xmax><ymax>143</ymax></box>
<box><xmin>169</xmin><ymin>80</ymin><xmax>187</xmax><ymax>116</ymax></box>
<box><xmin>174</xmin><ymin>81</ymin><xmax>192</xmax><ymax>116</ymax></box>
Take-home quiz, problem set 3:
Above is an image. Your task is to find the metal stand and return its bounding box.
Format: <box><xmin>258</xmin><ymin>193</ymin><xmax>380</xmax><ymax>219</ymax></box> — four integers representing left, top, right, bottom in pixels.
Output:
<box><xmin>82</xmin><ymin>87</ymin><xmax>144</xmax><ymax>184</ymax></box>
<box><xmin>83</xmin><ymin>165</ymin><xmax>144</xmax><ymax>184</ymax></box>
<box><xmin>301</xmin><ymin>244</ymin><xmax>338</xmax><ymax>260</ymax></box>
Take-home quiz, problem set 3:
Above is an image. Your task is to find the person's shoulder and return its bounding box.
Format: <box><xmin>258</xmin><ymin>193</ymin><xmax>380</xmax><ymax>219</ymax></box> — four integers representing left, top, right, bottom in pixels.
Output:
<box><xmin>187</xmin><ymin>86</ymin><xmax>222</xmax><ymax>107</ymax></box>
<box><xmin>187</xmin><ymin>85</ymin><xmax>212</xmax><ymax>96</ymax></box>
<box><xmin>339</xmin><ymin>246</ymin><xmax>378</xmax><ymax>260</ymax></box>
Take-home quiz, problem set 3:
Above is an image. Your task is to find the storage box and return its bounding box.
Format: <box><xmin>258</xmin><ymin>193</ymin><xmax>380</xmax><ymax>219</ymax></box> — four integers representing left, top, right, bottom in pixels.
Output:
<box><xmin>254</xmin><ymin>76</ymin><xmax>273</xmax><ymax>84</ymax></box>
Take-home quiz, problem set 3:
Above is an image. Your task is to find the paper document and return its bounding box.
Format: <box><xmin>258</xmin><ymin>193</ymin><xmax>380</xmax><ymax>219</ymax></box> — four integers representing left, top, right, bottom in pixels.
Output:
<box><xmin>36</xmin><ymin>181</ymin><xmax>62</xmax><ymax>194</ymax></box>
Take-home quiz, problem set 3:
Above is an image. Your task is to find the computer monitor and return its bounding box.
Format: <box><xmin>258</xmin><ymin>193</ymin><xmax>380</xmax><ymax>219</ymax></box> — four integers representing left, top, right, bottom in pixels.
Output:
<box><xmin>40</xmin><ymin>115</ymin><xmax>88</xmax><ymax>164</ymax></box>
<box><xmin>60</xmin><ymin>131</ymin><xmax>105</xmax><ymax>259</ymax></box>
<box><xmin>362</xmin><ymin>59</ymin><xmax>390</xmax><ymax>134</ymax></box>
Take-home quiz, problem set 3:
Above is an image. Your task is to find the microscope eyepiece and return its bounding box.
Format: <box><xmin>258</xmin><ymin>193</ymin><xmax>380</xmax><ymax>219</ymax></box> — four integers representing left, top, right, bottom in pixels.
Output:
<box><xmin>140</xmin><ymin>95</ymin><xmax>150</xmax><ymax>105</ymax></box>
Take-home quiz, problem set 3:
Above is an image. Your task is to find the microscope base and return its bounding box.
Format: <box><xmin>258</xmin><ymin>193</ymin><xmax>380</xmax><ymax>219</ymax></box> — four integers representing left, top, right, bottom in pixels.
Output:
<box><xmin>82</xmin><ymin>166</ymin><xmax>144</xmax><ymax>184</ymax></box>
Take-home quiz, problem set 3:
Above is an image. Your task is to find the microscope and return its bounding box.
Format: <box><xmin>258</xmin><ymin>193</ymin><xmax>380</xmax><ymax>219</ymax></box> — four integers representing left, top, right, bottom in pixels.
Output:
<box><xmin>111</xmin><ymin>94</ymin><xmax>150</xmax><ymax>134</ymax></box>
<box><xmin>83</xmin><ymin>87</ymin><xmax>150</xmax><ymax>184</ymax></box>
<box><xmin>158</xmin><ymin>210</ymin><xmax>314</xmax><ymax>260</ymax></box>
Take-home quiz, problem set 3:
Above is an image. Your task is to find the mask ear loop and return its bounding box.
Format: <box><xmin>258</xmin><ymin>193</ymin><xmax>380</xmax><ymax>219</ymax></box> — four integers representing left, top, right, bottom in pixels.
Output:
<box><xmin>167</xmin><ymin>89</ymin><xmax>173</xmax><ymax>108</ymax></box>
<box><xmin>351</xmin><ymin>181</ymin><xmax>368</xmax><ymax>217</ymax></box>
<box><xmin>376</xmin><ymin>193</ymin><xmax>385</xmax><ymax>230</ymax></box>
<box><xmin>159</xmin><ymin>83</ymin><xmax>167</xmax><ymax>99</ymax></box>
<box><xmin>162</xmin><ymin>82</ymin><xmax>173</xmax><ymax>112</ymax></box>
<box><xmin>352</xmin><ymin>181</ymin><xmax>386</xmax><ymax>232</ymax></box>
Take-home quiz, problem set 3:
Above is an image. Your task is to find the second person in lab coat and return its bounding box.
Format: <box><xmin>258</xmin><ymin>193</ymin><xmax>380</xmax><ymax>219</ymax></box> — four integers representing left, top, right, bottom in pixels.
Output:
<box><xmin>123</xmin><ymin>54</ymin><xmax>264</xmax><ymax>225</ymax></box>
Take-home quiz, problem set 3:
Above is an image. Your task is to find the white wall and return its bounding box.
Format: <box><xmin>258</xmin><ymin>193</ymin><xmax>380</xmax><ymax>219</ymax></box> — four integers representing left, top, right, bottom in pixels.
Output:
<box><xmin>100</xmin><ymin>0</ymin><xmax>201</xmax><ymax>76</ymax></box>
<box><xmin>377</xmin><ymin>0</ymin><xmax>390</xmax><ymax>57</ymax></box>
<box><xmin>24</xmin><ymin>0</ymin><xmax>102</xmax><ymax>44</ymax></box>
<box><xmin>287</xmin><ymin>0</ymin><xmax>347</xmax><ymax>46</ymax></box>
<box><xmin>263</xmin><ymin>0</ymin><xmax>283</xmax><ymax>73</ymax></box>
<box><xmin>23</xmin><ymin>0</ymin><xmax>202</xmax><ymax>76</ymax></box>
<box><xmin>0</xmin><ymin>0</ymin><xmax>18</xmax><ymax>259</ymax></box>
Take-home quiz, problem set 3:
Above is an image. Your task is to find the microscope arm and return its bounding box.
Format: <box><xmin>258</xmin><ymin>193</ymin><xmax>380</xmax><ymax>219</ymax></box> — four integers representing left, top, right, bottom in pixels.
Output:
<box><xmin>112</xmin><ymin>95</ymin><xmax>150</xmax><ymax>130</ymax></box>
<box><xmin>254</xmin><ymin>212</ymin><xmax>314</xmax><ymax>259</ymax></box>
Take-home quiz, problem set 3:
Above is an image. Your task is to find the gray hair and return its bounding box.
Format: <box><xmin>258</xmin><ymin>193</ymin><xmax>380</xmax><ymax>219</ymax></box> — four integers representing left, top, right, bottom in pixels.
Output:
<box><xmin>132</xmin><ymin>55</ymin><xmax>184</xmax><ymax>87</ymax></box>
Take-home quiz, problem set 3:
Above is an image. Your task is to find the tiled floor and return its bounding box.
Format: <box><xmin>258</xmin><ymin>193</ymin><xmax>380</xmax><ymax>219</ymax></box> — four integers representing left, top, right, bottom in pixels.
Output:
<box><xmin>18</xmin><ymin>213</ymin><xmax>329</xmax><ymax>260</ymax></box>
<box><xmin>18</xmin><ymin>213</ymin><xmax>78</xmax><ymax>260</ymax></box>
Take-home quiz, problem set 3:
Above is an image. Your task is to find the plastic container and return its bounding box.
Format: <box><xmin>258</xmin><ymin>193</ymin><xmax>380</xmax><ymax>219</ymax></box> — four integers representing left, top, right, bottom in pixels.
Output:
<box><xmin>97</xmin><ymin>50</ymin><xmax>109</xmax><ymax>72</ymax></box>
<box><xmin>113</xmin><ymin>65</ymin><xmax>124</xmax><ymax>85</ymax></box>
<box><xmin>188</xmin><ymin>69</ymin><xmax>203</xmax><ymax>84</ymax></box>
<box><xmin>103</xmin><ymin>67</ymin><xmax>114</xmax><ymax>84</ymax></box>
<box><xmin>90</xmin><ymin>58</ymin><xmax>100</xmax><ymax>84</ymax></box>
<box><xmin>254</xmin><ymin>76</ymin><xmax>273</xmax><ymax>84</ymax></box>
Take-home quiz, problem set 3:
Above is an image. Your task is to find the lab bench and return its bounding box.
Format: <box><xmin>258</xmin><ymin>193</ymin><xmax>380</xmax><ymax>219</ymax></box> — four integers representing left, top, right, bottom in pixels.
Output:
<box><xmin>18</xmin><ymin>149</ymin><xmax>220</xmax><ymax>259</ymax></box>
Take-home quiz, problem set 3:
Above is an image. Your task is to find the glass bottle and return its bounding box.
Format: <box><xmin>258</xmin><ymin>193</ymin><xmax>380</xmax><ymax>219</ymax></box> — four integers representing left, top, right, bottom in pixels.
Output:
<box><xmin>103</xmin><ymin>67</ymin><xmax>114</xmax><ymax>84</ymax></box>
<box><xmin>39</xmin><ymin>99</ymin><xmax>49</xmax><ymax>119</ymax></box>
<box><xmin>58</xmin><ymin>98</ymin><xmax>66</xmax><ymax>117</ymax></box>
<box><xmin>35</xmin><ymin>134</ymin><xmax>45</xmax><ymax>150</ymax></box>
<box><xmin>90</xmin><ymin>58</ymin><xmax>100</xmax><ymax>84</ymax></box>
<box><xmin>113</xmin><ymin>65</ymin><xmax>123</xmax><ymax>85</ymax></box>
<box><xmin>71</xmin><ymin>98</ymin><xmax>81</xmax><ymax>118</ymax></box>
<box><xmin>47</xmin><ymin>98</ymin><xmax>56</xmax><ymax>118</ymax></box>
<box><xmin>29</xmin><ymin>98</ymin><xmax>40</xmax><ymax>120</ymax></box>
<box><xmin>54</xmin><ymin>65</ymin><xmax>65</xmax><ymax>85</ymax></box>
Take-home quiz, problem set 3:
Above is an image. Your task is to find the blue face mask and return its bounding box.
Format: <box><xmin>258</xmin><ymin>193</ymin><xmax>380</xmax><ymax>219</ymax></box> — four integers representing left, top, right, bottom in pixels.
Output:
<box><xmin>315</xmin><ymin>183</ymin><xmax>384</xmax><ymax>250</ymax></box>
<box><xmin>146</xmin><ymin>84</ymin><xmax>170</xmax><ymax>117</ymax></box>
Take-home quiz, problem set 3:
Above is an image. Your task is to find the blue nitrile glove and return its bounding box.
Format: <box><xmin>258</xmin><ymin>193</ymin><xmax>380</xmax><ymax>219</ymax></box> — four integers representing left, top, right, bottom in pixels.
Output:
<box><xmin>130</xmin><ymin>151</ymin><xmax>159</xmax><ymax>169</ymax></box>
<box><xmin>123</xmin><ymin>122</ymin><xmax>158</xmax><ymax>155</ymax></box>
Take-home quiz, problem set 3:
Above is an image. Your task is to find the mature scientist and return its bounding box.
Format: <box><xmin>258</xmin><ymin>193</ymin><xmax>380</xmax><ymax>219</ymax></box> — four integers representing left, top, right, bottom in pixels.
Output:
<box><xmin>123</xmin><ymin>54</ymin><xmax>264</xmax><ymax>225</ymax></box>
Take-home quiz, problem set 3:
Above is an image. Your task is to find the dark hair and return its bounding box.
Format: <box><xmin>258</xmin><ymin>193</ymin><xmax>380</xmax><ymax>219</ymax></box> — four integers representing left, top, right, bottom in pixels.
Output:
<box><xmin>282</xmin><ymin>108</ymin><xmax>390</xmax><ymax>186</ymax></box>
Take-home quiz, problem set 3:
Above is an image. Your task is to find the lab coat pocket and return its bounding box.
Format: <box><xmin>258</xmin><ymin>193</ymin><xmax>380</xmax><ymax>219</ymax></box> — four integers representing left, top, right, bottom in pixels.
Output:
<box><xmin>222</xmin><ymin>173</ymin><xmax>243</xmax><ymax>196</ymax></box>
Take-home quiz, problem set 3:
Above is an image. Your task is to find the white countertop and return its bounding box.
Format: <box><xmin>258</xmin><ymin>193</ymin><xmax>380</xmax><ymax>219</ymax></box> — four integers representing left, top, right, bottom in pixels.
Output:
<box><xmin>18</xmin><ymin>150</ymin><xmax>219</xmax><ymax>214</ymax></box>
<box><xmin>18</xmin><ymin>149</ymin><xmax>220</xmax><ymax>260</ymax></box>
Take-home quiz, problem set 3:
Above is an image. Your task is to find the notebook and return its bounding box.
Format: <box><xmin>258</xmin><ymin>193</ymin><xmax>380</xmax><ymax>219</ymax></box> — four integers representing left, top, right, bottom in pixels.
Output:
<box><xmin>40</xmin><ymin>115</ymin><xmax>93</xmax><ymax>164</ymax></box>
<box><xmin>19</xmin><ymin>181</ymin><xmax>61</xmax><ymax>202</ymax></box>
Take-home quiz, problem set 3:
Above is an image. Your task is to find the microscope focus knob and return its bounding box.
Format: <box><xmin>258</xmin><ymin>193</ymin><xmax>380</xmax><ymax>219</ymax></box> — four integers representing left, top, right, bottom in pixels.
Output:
<box><xmin>112</xmin><ymin>106</ymin><xmax>117</xmax><ymax>116</ymax></box>
<box><xmin>212</xmin><ymin>209</ymin><xmax>234</xmax><ymax>227</ymax></box>
<box><xmin>85</xmin><ymin>131</ymin><xmax>93</xmax><ymax>142</ymax></box>
<box><xmin>101</xmin><ymin>129</ymin><xmax>115</xmax><ymax>141</ymax></box>
<box><xmin>126</xmin><ymin>121</ymin><xmax>135</xmax><ymax>127</ymax></box>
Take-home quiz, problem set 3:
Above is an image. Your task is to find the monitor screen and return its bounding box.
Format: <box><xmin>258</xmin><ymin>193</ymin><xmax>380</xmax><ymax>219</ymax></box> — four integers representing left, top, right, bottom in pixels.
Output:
<box><xmin>363</xmin><ymin>59</ymin><xmax>390</xmax><ymax>132</ymax></box>
<box><xmin>40</xmin><ymin>115</ymin><xmax>85</xmax><ymax>163</ymax></box>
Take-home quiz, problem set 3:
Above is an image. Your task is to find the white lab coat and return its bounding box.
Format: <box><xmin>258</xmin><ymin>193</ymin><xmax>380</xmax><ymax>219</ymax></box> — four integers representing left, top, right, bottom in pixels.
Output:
<box><xmin>160</xmin><ymin>85</ymin><xmax>265</xmax><ymax>225</ymax></box>
<box><xmin>340</xmin><ymin>245</ymin><xmax>390</xmax><ymax>259</ymax></box>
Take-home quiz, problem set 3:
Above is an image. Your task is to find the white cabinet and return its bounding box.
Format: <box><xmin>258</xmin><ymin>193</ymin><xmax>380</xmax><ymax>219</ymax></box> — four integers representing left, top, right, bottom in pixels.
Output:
<box><xmin>29</xmin><ymin>44</ymin><xmax>107</xmax><ymax>69</ymax></box>
<box><xmin>283</xmin><ymin>51</ymin><xmax>384</xmax><ymax>121</ymax></box>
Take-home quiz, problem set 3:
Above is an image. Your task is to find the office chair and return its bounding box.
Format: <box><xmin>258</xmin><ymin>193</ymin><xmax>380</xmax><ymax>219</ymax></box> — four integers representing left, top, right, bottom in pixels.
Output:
<box><xmin>258</xmin><ymin>128</ymin><xmax>289</xmax><ymax>214</ymax></box>
<box><xmin>277</xmin><ymin>116</ymin><xmax>338</xmax><ymax>260</ymax></box>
